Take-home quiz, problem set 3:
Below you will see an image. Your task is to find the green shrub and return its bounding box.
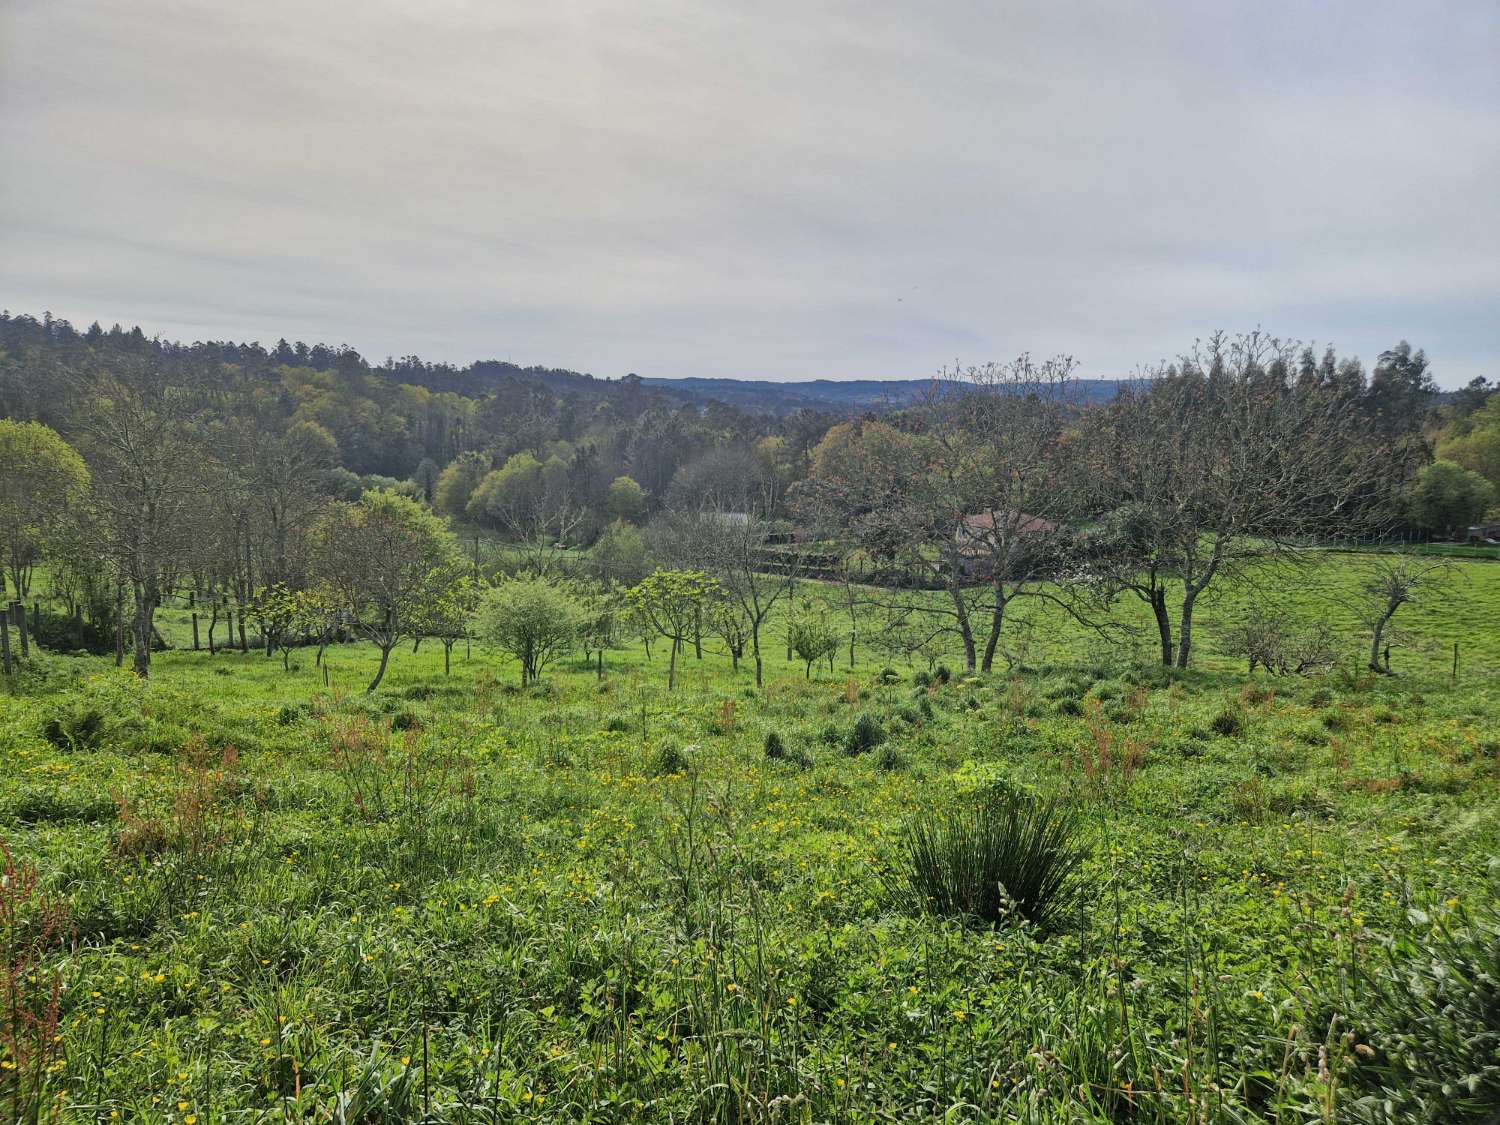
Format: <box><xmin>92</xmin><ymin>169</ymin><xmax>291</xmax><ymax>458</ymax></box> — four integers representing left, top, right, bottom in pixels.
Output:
<box><xmin>41</xmin><ymin>705</ymin><xmax>106</xmax><ymax>752</ymax></box>
<box><xmin>1348</xmin><ymin>905</ymin><xmax>1500</xmax><ymax>1123</ymax></box>
<box><xmin>1209</xmin><ymin>708</ymin><xmax>1244</xmax><ymax>737</ymax></box>
<box><xmin>879</xmin><ymin>667</ymin><xmax>901</xmax><ymax>684</ymax></box>
<box><xmin>934</xmin><ymin>664</ymin><xmax>952</xmax><ymax>685</ymax></box>
<box><xmin>844</xmin><ymin>714</ymin><xmax>886</xmax><ymax>756</ymax></box>
<box><xmin>912</xmin><ymin>669</ymin><xmax>932</xmax><ymax>688</ymax></box>
<box><xmin>817</xmin><ymin>722</ymin><xmax>841</xmax><ymax>747</ymax></box>
<box><xmin>603</xmin><ymin>716</ymin><xmax>630</xmax><ymax>734</ymax></box>
<box><xmin>884</xmin><ymin>788</ymin><xmax>1082</xmax><ymax>928</ymax></box>
<box><xmin>651</xmin><ymin>742</ymin><xmax>690</xmax><ymax>776</ymax></box>
<box><xmin>276</xmin><ymin>703</ymin><xmax>308</xmax><ymax>727</ymax></box>
<box><xmin>876</xmin><ymin>744</ymin><xmax>905</xmax><ymax>772</ymax></box>
<box><xmin>763</xmin><ymin>730</ymin><xmax>787</xmax><ymax>760</ymax></box>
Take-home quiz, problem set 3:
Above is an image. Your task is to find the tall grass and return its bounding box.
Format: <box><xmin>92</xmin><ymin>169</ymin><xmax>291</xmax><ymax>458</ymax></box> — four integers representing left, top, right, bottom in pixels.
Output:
<box><xmin>884</xmin><ymin>788</ymin><xmax>1083</xmax><ymax>928</ymax></box>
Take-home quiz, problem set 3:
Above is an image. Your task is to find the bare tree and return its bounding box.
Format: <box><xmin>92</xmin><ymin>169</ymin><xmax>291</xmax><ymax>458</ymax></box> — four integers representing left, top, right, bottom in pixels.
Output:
<box><xmin>1355</xmin><ymin>557</ymin><xmax>1453</xmax><ymax>674</ymax></box>
<box><xmin>653</xmin><ymin>510</ymin><xmax>802</xmax><ymax>686</ymax></box>
<box><xmin>1079</xmin><ymin>331</ymin><xmax>1397</xmax><ymax>668</ymax></box>
<box><xmin>792</xmin><ymin>354</ymin><xmax>1078</xmax><ymax>673</ymax></box>
<box><xmin>74</xmin><ymin>367</ymin><xmax>202</xmax><ymax>677</ymax></box>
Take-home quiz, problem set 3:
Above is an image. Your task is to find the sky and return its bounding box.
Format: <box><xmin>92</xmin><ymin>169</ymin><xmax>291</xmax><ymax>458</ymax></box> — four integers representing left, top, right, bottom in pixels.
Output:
<box><xmin>2</xmin><ymin>1</ymin><xmax>1497</xmax><ymax>388</ymax></box>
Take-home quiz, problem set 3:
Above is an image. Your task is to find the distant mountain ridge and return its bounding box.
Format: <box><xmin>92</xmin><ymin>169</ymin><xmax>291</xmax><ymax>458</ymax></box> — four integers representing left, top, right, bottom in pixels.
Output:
<box><xmin>639</xmin><ymin>375</ymin><xmax>1128</xmax><ymax>414</ymax></box>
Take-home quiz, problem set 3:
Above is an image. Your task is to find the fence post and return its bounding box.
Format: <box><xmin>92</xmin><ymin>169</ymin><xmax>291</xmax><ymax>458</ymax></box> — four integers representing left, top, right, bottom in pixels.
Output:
<box><xmin>12</xmin><ymin>602</ymin><xmax>27</xmax><ymax>659</ymax></box>
<box><xmin>192</xmin><ymin>612</ymin><xmax>200</xmax><ymax>651</ymax></box>
<box><xmin>1452</xmin><ymin>640</ymin><xmax>1459</xmax><ymax>685</ymax></box>
<box><xmin>1</xmin><ymin>607</ymin><xmax>11</xmax><ymax>676</ymax></box>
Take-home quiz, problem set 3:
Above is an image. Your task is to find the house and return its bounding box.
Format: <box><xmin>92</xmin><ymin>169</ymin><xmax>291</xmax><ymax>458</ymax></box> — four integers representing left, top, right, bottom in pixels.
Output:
<box><xmin>956</xmin><ymin>509</ymin><xmax>1059</xmax><ymax>545</ymax></box>
<box><xmin>953</xmin><ymin>509</ymin><xmax>1060</xmax><ymax>579</ymax></box>
<box><xmin>1467</xmin><ymin>522</ymin><xmax>1500</xmax><ymax>544</ymax></box>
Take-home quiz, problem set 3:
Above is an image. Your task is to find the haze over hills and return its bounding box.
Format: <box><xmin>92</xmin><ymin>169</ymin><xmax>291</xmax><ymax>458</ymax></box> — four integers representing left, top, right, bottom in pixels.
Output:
<box><xmin>640</xmin><ymin>375</ymin><xmax>1127</xmax><ymax>414</ymax></box>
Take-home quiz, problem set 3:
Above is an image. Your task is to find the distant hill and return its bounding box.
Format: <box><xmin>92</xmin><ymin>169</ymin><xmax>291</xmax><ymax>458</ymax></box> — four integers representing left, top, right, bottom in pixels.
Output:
<box><xmin>640</xmin><ymin>375</ymin><xmax>1127</xmax><ymax>414</ymax></box>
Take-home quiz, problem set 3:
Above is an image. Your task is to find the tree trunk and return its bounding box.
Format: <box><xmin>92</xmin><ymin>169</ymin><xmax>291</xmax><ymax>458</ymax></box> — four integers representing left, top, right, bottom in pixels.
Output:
<box><xmin>751</xmin><ymin>621</ymin><xmax>763</xmax><ymax>688</ymax></box>
<box><xmin>367</xmin><ymin>644</ymin><xmax>394</xmax><ymax>693</ymax></box>
<box><xmin>980</xmin><ymin>593</ymin><xmax>1007</xmax><ymax>674</ymax></box>
<box><xmin>1369</xmin><ymin>604</ymin><xmax>1398</xmax><ymax>672</ymax></box>
<box><xmin>1150</xmin><ymin>587</ymin><xmax>1172</xmax><ymax>667</ymax></box>
<box><xmin>1175</xmin><ymin>588</ymin><xmax>1199</xmax><ymax>669</ymax></box>
<box><xmin>132</xmin><ymin>579</ymin><xmax>156</xmax><ymax>678</ymax></box>
<box><xmin>948</xmin><ymin>581</ymin><xmax>977</xmax><ymax>671</ymax></box>
<box><xmin>191</xmin><ymin>613</ymin><xmax>200</xmax><ymax>651</ymax></box>
<box><xmin>115</xmin><ymin>584</ymin><xmax>125</xmax><ymax>667</ymax></box>
<box><xmin>668</xmin><ymin>635</ymin><xmax>679</xmax><ymax>690</ymax></box>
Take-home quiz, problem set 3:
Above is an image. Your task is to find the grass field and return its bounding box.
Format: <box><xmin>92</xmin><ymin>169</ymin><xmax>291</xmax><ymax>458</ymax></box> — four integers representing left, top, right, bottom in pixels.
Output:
<box><xmin>1</xmin><ymin>552</ymin><xmax>1498</xmax><ymax>1121</ymax></box>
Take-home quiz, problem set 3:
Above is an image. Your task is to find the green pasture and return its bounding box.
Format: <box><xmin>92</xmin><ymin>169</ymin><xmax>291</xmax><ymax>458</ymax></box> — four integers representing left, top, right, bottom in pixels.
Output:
<box><xmin>0</xmin><ymin>551</ymin><xmax>1497</xmax><ymax>1120</ymax></box>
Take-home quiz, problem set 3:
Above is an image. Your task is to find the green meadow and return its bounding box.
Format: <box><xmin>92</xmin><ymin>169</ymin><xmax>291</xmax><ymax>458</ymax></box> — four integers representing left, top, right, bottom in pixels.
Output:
<box><xmin>2</xmin><ymin>551</ymin><xmax>1499</xmax><ymax>1121</ymax></box>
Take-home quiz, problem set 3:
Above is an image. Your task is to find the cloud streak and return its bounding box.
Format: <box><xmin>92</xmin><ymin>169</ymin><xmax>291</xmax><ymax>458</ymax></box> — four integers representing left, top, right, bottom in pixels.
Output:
<box><xmin>2</xmin><ymin>0</ymin><xmax>1496</xmax><ymax>385</ymax></box>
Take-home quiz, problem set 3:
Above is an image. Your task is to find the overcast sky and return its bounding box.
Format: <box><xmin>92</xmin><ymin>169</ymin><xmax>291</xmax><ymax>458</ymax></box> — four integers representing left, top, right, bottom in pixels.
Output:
<box><xmin>2</xmin><ymin>1</ymin><xmax>1496</xmax><ymax>387</ymax></box>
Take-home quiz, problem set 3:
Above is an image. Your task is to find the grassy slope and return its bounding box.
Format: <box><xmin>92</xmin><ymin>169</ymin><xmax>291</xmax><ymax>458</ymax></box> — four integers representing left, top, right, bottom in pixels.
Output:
<box><xmin>0</xmin><ymin>552</ymin><xmax>1497</xmax><ymax>1120</ymax></box>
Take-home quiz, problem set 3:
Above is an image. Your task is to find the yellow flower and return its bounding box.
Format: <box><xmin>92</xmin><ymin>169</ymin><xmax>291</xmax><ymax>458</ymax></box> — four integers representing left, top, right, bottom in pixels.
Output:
<box><xmin>786</xmin><ymin>995</ymin><xmax>797</xmax><ymax>1007</ymax></box>
<box><xmin>401</xmin><ymin>1056</ymin><xmax>412</xmax><ymax>1066</ymax></box>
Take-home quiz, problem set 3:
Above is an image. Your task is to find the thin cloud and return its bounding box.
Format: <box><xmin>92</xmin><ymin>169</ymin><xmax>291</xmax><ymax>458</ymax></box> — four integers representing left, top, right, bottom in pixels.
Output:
<box><xmin>2</xmin><ymin>0</ymin><xmax>1496</xmax><ymax>385</ymax></box>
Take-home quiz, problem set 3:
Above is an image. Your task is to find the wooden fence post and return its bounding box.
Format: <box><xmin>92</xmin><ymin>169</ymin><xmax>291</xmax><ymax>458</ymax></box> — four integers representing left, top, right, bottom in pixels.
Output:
<box><xmin>1452</xmin><ymin>640</ymin><xmax>1459</xmax><ymax>685</ymax></box>
<box><xmin>192</xmin><ymin>612</ymin><xmax>200</xmax><ymax>651</ymax></box>
<box><xmin>1</xmin><ymin>606</ymin><xmax>11</xmax><ymax>676</ymax></box>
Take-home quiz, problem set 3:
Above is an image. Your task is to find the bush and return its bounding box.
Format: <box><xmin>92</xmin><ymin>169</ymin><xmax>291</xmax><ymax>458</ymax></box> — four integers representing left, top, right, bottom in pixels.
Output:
<box><xmin>651</xmin><ymin>742</ymin><xmax>690</xmax><ymax>776</ymax></box>
<box><xmin>884</xmin><ymin>788</ymin><xmax>1082</xmax><ymax>928</ymax></box>
<box><xmin>41</xmin><ymin>705</ymin><xmax>106</xmax><ymax>752</ymax></box>
<box><xmin>879</xmin><ymin>667</ymin><xmax>901</xmax><ymax>684</ymax></box>
<box><xmin>817</xmin><ymin>723</ymin><xmax>842</xmax><ymax>747</ymax></box>
<box><xmin>876</xmin><ymin>744</ymin><xmax>905</xmax><ymax>772</ymax></box>
<box><xmin>603</xmin><ymin>716</ymin><xmax>630</xmax><ymax>734</ymax></box>
<box><xmin>912</xmin><ymin>669</ymin><xmax>931</xmax><ymax>688</ymax></box>
<box><xmin>1209</xmin><ymin>708</ymin><xmax>1244</xmax><ymax>737</ymax></box>
<box><xmin>763</xmin><ymin>730</ymin><xmax>787</xmax><ymax>760</ymax></box>
<box><xmin>1348</xmin><ymin>905</ymin><xmax>1500</xmax><ymax>1123</ymax></box>
<box><xmin>934</xmin><ymin>664</ymin><xmax>952</xmax><ymax>685</ymax></box>
<box><xmin>844</xmin><ymin>714</ymin><xmax>886</xmax><ymax>756</ymax></box>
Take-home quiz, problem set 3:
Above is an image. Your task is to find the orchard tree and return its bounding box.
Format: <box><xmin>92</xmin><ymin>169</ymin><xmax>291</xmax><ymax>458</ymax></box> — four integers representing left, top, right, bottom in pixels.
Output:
<box><xmin>477</xmin><ymin>578</ymin><xmax>579</xmax><ymax>685</ymax></box>
<box><xmin>1356</xmin><ymin>557</ymin><xmax>1453</xmax><ymax>674</ymax></box>
<box><xmin>415</xmin><ymin>575</ymin><xmax>480</xmax><ymax>675</ymax></box>
<box><xmin>309</xmin><ymin>489</ymin><xmax>466</xmax><ymax>691</ymax></box>
<box><xmin>1079</xmin><ymin>331</ymin><xmax>1397</xmax><ymax>668</ymax></box>
<box><xmin>0</xmin><ymin>420</ymin><xmax>89</xmax><ymax>597</ymax></box>
<box><xmin>625</xmin><ymin>568</ymin><xmax>719</xmax><ymax>690</ymax></box>
<box><xmin>651</xmin><ymin>510</ymin><xmax>801</xmax><ymax>686</ymax></box>
<box><xmin>789</xmin><ymin>614</ymin><xmax>840</xmax><ymax>679</ymax></box>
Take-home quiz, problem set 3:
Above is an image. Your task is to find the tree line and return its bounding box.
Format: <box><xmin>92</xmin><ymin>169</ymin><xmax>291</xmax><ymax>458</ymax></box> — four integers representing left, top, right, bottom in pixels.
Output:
<box><xmin>0</xmin><ymin>315</ymin><xmax>1489</xmax><ymax>688</ymax></box>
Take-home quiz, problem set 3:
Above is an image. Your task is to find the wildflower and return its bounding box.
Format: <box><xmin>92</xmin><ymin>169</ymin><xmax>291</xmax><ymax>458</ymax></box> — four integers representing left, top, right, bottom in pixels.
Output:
<box><xmin>402</xmin><ymin>1056</ymin><xmax>412</xmax><ymax>1066</ymax></box>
